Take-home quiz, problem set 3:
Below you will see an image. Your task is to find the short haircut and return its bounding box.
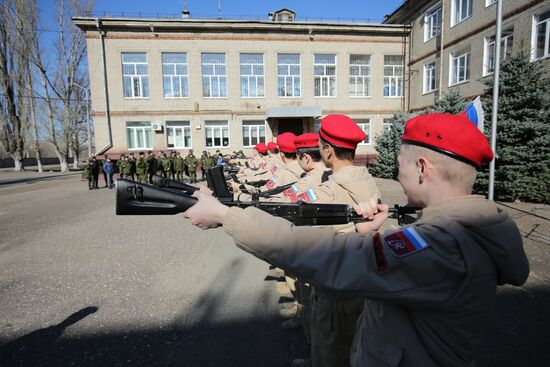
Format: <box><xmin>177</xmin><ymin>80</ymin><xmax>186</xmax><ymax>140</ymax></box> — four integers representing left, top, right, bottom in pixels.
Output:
<box><xmin>297</xmin><ymin>147</ymin><xmax>322</xmax><ymax>162</ymax></box>
<box><xmin>269</xmin><ymin>149</ymin><xmax>280</xmax><ymax>154</ymax></box>
<box><xmin>282</xmin><ymin>151</ymin><xmax>297</xmax><ymax>160</ymax></box>
<box><xmin>319</xmin><ymin>136</ymin><xmax>355</xmax><ymax>160</ymax></box>
<box><xmin>259</xmin><ymin>152</ymin><xmax>268</xmax><ymax>156</ymax></box>
<box><xmin>400</xmin><ymin>144</ymin><xmax>477</xmax><ymax>191</ymax></box>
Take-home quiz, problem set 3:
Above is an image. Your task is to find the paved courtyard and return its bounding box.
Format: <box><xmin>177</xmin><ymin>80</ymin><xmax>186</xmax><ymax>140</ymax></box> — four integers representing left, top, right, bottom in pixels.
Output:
<box><xmin>0</xmin><ymin>174</ymin><xmax>549</xmax><ymax>366</ymax></box>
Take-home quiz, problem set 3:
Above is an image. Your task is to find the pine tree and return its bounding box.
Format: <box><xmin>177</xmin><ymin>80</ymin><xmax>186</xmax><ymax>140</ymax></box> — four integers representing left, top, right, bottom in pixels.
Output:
<box><xmin>423</xmin><ymin>90</ymin><xmax>467</xmax><ymax>114</ymax></box>
<box><xmin>369</xmin><ymin>112</ymin><xmax>409</xmax><ymax>179</ymax></box>
<box><xmin>477</xmin><ymin>49</ymin><xmax>550</xmax><ymax>203</ymax></box>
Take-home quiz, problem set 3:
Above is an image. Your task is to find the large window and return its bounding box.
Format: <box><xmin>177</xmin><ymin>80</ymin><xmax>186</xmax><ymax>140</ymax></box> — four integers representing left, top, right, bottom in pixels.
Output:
<box><xmin>202</xmin><ymin>53</ymin><xmax>227</xmax><ymax>98</ymax></box>
<box><xmin>242</xmin><ymin>121</ymin><xmax>266</xmax><ymax>147</ymax></box>
<box><xmin>162</xmin><ymin>53</ymin><xmax>189</xmax><ymax>98</ymax></box>
<box><xmin>166</xmin><ymin>121</ymin><xmax>191</xmax><ymax>149</ymax></box>
<box><xmin>205</xmin><ymin>121</ymin><xmax>229</xmax><ymax>148</ymax></box>
<box><xmin>450</xmin><ymin>50</ymin><xmax>470</xmax><ymax>85</ymax></box>
<box><xmin>126</xmin><ymin>122</ymin><xmax>153</xmax><ymax>150</ymax></box>
<box><xmin>534</xmin><ymin>11</ymin><xmax>550</xmax><ymax>60</ymax></box>
<box><xmin>383</xmin><ymin>55</ymin><xmax>404</xmax><ymax>97</ymax></box>
<box><xmin>122</xmin><ymin>53</ymin><xmax>149</xmax><ymax>98</ymax></box>
<box><xmin>452</xmin><ymin>0</ymin><xmax>472</xmax><ymax>26</ymax></box>
<box><xmin>240</xmin><ymin>54</ymin><xmax>265</xmax><ymax>98</ymax></box>
<box><xmin>349</xmin><ymin>55</ymin><xmax>371</xmax><ymax>97</ymax></box>
<box><xmin>314</xmin><ymin>54</ymin><xmax>336</xmax><ymax>97</ymax></box>
<box><xmin>278</xmin><ymin>54</ymin><xmax>301</xmax><ymax>97</ymax></box>
<box><xmin>356</xmin><ymin>119</ymin><xmax>371</xmax><ymax>145</ymax></box>
<box><xmin>424</xmin><ymin>4</ymin><xmax>442</xmax><ymax>41</ymax></box>
<box><xmin>423</xmin><ymin>62</ymin><xmax>438</xmax><ymax>94</ymax></box>
<box><xmin>484</xmin><ymin>31</ymin><xmax>514</xmax><ymax>76</ymax></box>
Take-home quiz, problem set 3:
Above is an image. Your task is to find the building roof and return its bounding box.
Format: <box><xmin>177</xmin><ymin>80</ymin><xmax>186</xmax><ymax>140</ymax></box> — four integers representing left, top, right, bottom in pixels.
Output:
<box><xmin>383</xmin><ymin>0</ymin><xmax>433</xmax><ymax>24</ymax></box>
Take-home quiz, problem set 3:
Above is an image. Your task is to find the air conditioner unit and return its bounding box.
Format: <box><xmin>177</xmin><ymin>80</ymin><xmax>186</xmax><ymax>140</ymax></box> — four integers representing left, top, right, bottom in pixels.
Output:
<box><xmin>152</xmin><ymin>122</ymin><xmax>163</xmax><ymax>132</ymax></box>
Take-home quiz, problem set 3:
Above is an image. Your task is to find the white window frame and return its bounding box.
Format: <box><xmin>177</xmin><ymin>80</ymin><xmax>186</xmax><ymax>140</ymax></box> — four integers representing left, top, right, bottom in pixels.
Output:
<box><xmin>483</xmin><ymin>31</ymin><xmax>514</xmax><ymax>76</ymax></box>
<box><xmin>205</xmin><ymin>121</ymin><xmax>230</xmax><ymax>148</ymax></box>
<box><xmin>277</xmin><ymin>53</ymin><xmax>301</xmax><ymax>98</ymax></box>
<box><xmin>166</xmin><ymin>121</ymin><xmax>192</xmax><ymax>149</ymax></box>
<box><xmin>122</xmin><ymin>53</ymin><xmax>149</xmax><ymax>99</ymax></box>
<box><xmin>126</xmin><ymin>122</ymin><xmax>153</xmax><ymax>150</ymax></box>
<box><xmin>314</xmin><ymin>54</ymin><xmax>337</xmax><ymax>98</ymax></box>
<box><xmin>242</xmin><ymin>121</ymin><xmax>266</xmax><ymax>148</ymax></box>
<box><xmin>449</xmin><ymin>51</ymin><xmax>470</xmax><ymax>86</ymax></box>
<box><xmin>383</xmin><ymin>55</ymin><xmax>404</xmax><ymax>98</ymax></box>
<box><xmin>424</xmin><ymin>3</ymin><xmax>442</xmax><ymax>42</ymax></box>
<box><xmin>486</xmin><ymin>0</ymin><xmax>497</xmax><ymax>7</ymax></box>
<box><xmin>423</xmin><ymin>62</ymin><xmax>438</xmax><ymax>94</ymax></box>
<box><xmin>240</xmin><ymin>53</ymin><xmax>265</xmax><ymax>98</ymax></box>
<box><xmin>533</xmin><ymin>11</ymin><xmax>550</xmax><ymax>60</ymax></box>
<box><xmin>162</xmin><ymin>53</ymin><xmax>189</xmax><ymax>99</ymax></box>
<box><xmin>451</xmin><ymin>0</ymin><xmax>472</xmax><ymax>27</ymax></box>
<box><xmin>357</xmin><ymin>120</ymin><xmax>371</xmax><ymax>145</ymax></box>
<box><xmin>201</xmin><ymin>53</ymin><xmax>227</xmax><ymax>98</ymax></box>
<box><xmin>349</xmin><ymin>55</ymin><xmax>371</xmax><ymax>98</ymax></box>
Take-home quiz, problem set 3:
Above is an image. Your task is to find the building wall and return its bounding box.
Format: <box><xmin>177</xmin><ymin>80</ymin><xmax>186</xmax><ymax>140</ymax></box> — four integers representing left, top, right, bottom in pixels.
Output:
<box><xmin>407</xmin><ymin>0</ymin><xmax>550</xmax><ymax>111</ymax></box>
<box><xmin>85</xmin><ymin>28</ymin><xmax>408</xmax><ymax>156</ymax></box>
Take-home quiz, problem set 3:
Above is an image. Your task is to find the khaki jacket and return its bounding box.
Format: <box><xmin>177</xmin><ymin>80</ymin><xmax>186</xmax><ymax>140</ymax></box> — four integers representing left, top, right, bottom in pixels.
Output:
<box><xmin>223</xmin><ymin>196</ymin><xmax>529</xmax><ymax>367</ymax></box>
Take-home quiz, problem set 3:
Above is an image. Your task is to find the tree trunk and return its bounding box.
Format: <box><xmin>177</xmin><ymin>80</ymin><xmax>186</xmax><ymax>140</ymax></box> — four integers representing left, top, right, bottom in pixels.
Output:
<box><xmin>36</xmin><ymin>149</ymin><xmax>43</xmax><ymax>172</ymax></box>
<box><xmin>58</xmin><ymin>154</ymin><xmax>69</xmax><ymax>172</ymax></box>
<box><xmin>11</xmin><ymin>152</ymin><xmax>23</xmax><ymax>171</ymax></box>
<box><xmin>72</xmin><ymin>148</ymin><xmax>79</xmax><ymax>169</ymax></box>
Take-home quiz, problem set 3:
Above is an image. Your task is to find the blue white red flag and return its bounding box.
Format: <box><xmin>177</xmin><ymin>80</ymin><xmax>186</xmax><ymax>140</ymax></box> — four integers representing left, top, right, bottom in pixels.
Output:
<box><xmin>461</xmin><ymin>96</ymin><xmax>484</xmax><ymax>132</ymax></box>
<box><xmin>383</xmin><ymin>227</ymin><xmax>430</xmax><ymax>258</ymax></box>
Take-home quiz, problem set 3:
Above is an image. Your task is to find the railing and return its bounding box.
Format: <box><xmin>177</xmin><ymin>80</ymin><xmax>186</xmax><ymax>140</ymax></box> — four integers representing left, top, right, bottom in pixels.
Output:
<box><xmin>82</xmin><ymin>11</ymin><xmax>384</xmax><ymax>24</ymax></box>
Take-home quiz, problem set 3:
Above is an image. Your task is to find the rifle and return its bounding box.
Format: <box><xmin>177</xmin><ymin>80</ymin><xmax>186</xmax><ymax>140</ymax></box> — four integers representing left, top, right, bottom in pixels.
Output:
<box><xmin>117</xmin><ymin>179</ymin><xmax>420</xmax><ymax>225</ymax></box>
<box><xmin>152</xmin><ymin>175</ymin><xmax>198</xmax><ymax>195</ymax></box>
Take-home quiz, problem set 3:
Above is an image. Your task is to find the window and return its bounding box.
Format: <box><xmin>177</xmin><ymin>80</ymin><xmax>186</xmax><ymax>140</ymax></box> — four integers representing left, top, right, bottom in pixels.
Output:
<box><xmin>423</xmin><ymin>62</ymin><xmax>438</xmax><ymax>93</ymax></box>
<box><xmin>166</xmin><ymin>121</ymin><xmax>191</xmax><ymax>148</ymax></box>
<box><xmin>314</xmin><ymin>54</ymin><xmax>336</xmax><ymax>97</ymax></box>
<box><xmin>451</xmin><ymin>0</ymin><xmax>472</xmax><ymax>26</ymax></box>
<box><xmin>424</xmin><ymin>4</ymin><xmax>442</xmax><ymax>41</ymax></box>
<box><xmin>484</xmin><ymin>31</ymin><xmax>514</xmax><ymax>75</ymax></box>
<box><xmin>486</xmin><ymin>0</ymin><xmax>497</xmax><ymax>6</ymax></box>
<box><xmin>205</xmin><ymin>121</ymin><xmax>229</xmax><ymax>148</ymax></box>
<box><xmin>278</xmin><ymin>54</ymin><xmax>301</xmax><ymax>97</ymax></box>
<box><xmin>383</xmin><ymin>55</ymin><xmax>404</xmax><ymax>97</ymax></box>
<box><xmin>450</xmin><ymin>50</ymin><xmax>470</xmax><ymax>85</ymax></box>
<box><xmin>534</xmin><ymin>11</ymin><xmax>550</xmax><ymax>59</ymax></box>
<box><xmin>349</xmin><ymin>55</ymin><xmax>371</xmax><ymax>97</ymax></box>
<box><xmin>162</xmin><ymin>53</ymin><xmax>189</xmax><ymax>98</ymax></box>
<box><xmin>122</xmin><ymin>53</ymin><xmax>149</xmax><ymax>98</ymax></box>
<box><xmin>202</xmin><ymin>53</ymin><xmax>227</xmax><ymax>98</ymax></box>
<box><xmin>126</xmin><ymin>122</ymin><xmax>152</xmax><ymax>149</ymax></box>
<box><xmin>242</xmin><ymin>121</ymin><xmax>266</xmax><ymax>147</ymax></box>
<box><xmin>240</xmin><ymin>54</ymin><xmax>265</xmax><ymax>98</ymax></box>
<box><xmin>356</xmin><ymin>120</ymin><xmax>371</xmax><ymax>145</ymax></box>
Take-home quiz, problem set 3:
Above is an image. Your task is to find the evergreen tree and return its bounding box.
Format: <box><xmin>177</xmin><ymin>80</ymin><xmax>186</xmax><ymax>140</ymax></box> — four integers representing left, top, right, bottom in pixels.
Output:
<box><xmin>369</xmin><ymin>112</ymin><xmax>409</xmax><ymax>179</ymax></box>
<box><xmin>423</xmin><ymin>90</ymin><xmax>466</xmax><ymax>114</ymax></box>
<box><xmin>476</xmin><ymin>49</ymin><xmax>550</xmax><ymax>203</ymax></box>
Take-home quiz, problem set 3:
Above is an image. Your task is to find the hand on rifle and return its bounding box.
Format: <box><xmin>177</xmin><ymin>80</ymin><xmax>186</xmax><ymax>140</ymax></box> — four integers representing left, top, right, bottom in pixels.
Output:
<box><xmin>183</xmin><ymin>191</ymin><xmax>229</xmax><ymax>230</ymax></box>
<box><xmin>353</xmin><ymin>199</ymin><xmax>389</xmax><ymax>234</ymax></box>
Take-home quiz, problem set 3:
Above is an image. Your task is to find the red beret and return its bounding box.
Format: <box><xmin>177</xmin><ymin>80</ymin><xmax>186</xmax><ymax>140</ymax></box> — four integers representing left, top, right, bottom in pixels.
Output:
<box><xmin>319</xmin><ymin>114</ymin><xmax>366</xmax><ymax>150</ymax></box>
<box><xmin>402</xmin><ymin>113</ymin><xmax>494</xmax><ymax>168</ymax></box>
<box><xmin>295</xmin><ymin>133</ymin><xmax>319</xmax><ymax>149</ymax></box>
<box><xmin>267</xmin><ymin>142</ymin><xmax>278</xmax><ymax>150</ymax></box>
<box><xmin>277</xmin><ymin>132</ymin><xmax>297</xmax><ymax>153</ymax></box>
<box><xmin>255</xmin><ymin>142</ymin><xmax>268</xmax><ymax>154</ymax></box>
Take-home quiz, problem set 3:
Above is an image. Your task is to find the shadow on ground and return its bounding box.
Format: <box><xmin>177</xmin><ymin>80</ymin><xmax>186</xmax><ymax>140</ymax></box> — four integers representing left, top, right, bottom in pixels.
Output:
<box><xmin>1</xmin><ymin>285</ymin><xmax>549</xmax><ymax>366</ymax></box>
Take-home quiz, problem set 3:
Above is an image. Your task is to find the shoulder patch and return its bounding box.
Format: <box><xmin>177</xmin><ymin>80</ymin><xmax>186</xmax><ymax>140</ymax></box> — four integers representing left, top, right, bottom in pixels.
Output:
<box><xmin>383</xmin><ymin>227</ymin><xmax>430</xmax><ymax>258</ymax></box>
<box><xmin>296</xmin><ymin>189</ymin><xmax>317</xmax><ymax>203</ymax></box>
<box><xmin>283</xmin><ymin>184</ymin><xmax>299</xmax><ymax>198</ymax></box>
<box><xmin>265</xmin><ymin>177</ymin><xmax>278</xmax><ymax>189</ymax></box>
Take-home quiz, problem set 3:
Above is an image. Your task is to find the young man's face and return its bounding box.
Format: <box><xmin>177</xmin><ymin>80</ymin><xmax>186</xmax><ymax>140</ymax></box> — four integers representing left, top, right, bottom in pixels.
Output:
<box><xmin>318</xmin><ymin>140</ymin><xmax>332</xmax><ymax>169</ymax></box>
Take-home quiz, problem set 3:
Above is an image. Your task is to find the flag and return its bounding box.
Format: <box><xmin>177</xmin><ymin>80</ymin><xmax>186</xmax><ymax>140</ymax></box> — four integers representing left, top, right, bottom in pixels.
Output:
<box><xmin>461</xmin><ymin>96</ymin><xmax>484</xmax><ymax>132</ymax></box>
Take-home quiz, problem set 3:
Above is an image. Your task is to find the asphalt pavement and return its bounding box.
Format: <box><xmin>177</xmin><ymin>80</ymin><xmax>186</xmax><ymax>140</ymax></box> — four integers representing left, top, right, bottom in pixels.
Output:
<box><xmin>0</xmin><ymin>174</ymin><xmax>549</xmax><ymax>367</ymax></box>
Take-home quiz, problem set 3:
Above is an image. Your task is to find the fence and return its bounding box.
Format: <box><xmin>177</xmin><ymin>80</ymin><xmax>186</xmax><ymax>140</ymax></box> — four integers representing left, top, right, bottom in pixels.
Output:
<box><xmin>0</xmin><ymin>157</ymin><xmax>74</xmax><ymax>169</ymax></box>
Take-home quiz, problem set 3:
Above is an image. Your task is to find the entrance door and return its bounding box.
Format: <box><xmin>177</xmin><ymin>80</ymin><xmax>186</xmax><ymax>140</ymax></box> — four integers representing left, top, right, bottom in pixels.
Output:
<box><xmin>277</xmin><ymin>118</ymin><xmax>304</xmax><ymax>136</ymax></box>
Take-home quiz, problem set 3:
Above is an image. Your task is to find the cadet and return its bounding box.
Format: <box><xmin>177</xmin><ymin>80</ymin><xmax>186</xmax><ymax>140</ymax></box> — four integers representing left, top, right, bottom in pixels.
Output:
<box><xmin>184</xmin><ymin>113</ymin><xmax>529</xmax><ymax>367</ymax></box>
<box><xmin>136</xmin><ymin>152</ymin><xmax>147</xmax><ymax>183</ymax></box>
<box><xmin>117</xmin><ymin>154</ymin><xmax>126</xmax><ymax>179</ymax></box>
<box><xmin>84</xmin><ymin>157</ymin><xmax>93</xmax><ymax>189</ymax></box>
<box><xmin>200</xmin><ymin>150</ymin><xmax>215</xmax><ymax>180</ymax></box>
<box><xmin>185</xmin><ymin>150</ymin><xmax>198</xmax><ymax>183</ymax></box>
<box><xmin>123</xmin><ymin>155</ymin><xmax>133</xmax><ymax>180</ymax></box>
<box><xmin>127</xmin><ymin>153</ymin><xmax>136</xmax><ymax>181</ymax></box>
<box><xmin>169</xmin><ymin>151</ymin><xmax>177</xmax><ymax>180</ymax></box>
<box><xmin>90</xmin><ymin>156</ymin><xmax>100</xmax><ymax>189</ymax></box>
<box><xmin>146</xmin><ymin>151</ymin><xmax>158</xmax><ymax>184</ymax></box>
<box><xmin>173</xmin><ymin>152</ymin><xmax>185</xmax><ymax>182</ymax></box>
<box><xmin>267</xmin><ymin>141</ymin><xmax>283</xmax><ymax>167</ymax></box>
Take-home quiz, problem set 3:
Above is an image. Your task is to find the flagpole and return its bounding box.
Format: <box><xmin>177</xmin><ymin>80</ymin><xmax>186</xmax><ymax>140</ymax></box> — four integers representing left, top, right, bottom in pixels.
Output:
<box><xmin>488</xmin><ymin>0</ymin><xmax>503</xmax><ymax>201</ymax></box>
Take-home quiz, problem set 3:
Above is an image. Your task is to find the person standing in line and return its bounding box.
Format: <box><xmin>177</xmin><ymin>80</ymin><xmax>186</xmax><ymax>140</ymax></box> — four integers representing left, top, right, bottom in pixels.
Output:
<box><xmin>185</xmin><ymin>150</ymin><xmax>198</xmax><ymax>183</ymax></box>
<box><xmin>100</xmin><ymin>156</ymin><xmax>108</xmax><ymax>187</ymax></box>
<box><xmin>103</xmin><ymin>157</ymin><xmax>114</xmax><ymax>189</ymax></box>
<box><xmin>174</xmin><ymin>152</ymin><xmax>185</xmax><ymax>182</ymax></box>
<box><xmin>146</xmin><ymin>151</ymin><xmax>158</xmax><ymax>184</ymax></box>
<box><xmin>90</xmin><ymin>156</ymin><xmax>100</xmax><ymax>189</ymax></box>
<box><xmin>123</xmin><ymin>155</ymin><xmax>133</xmax><ymax>181</ymax></box>
<box><xmin>128</xmin><ymin>153</ymin><xmax>137</xmax><ymax>181</ymax></box>
<box><xmin>169</xmin><ymin>151</ymin><xmax>177</xmax><ymax>180</ymax></box>
<box><xmin>117</xmin><ymin>154</ymin><xmax>126</xmax><ymax>180</ymax></box>
<box><xmin>84</xmin><ymin>157</ymin><xmax>93</xmax><ymax>190</ymax></box>
<box><xmin>136</xmin><ymin>152</ymin><xmax>147</xmax><ymax>184</ymax></box>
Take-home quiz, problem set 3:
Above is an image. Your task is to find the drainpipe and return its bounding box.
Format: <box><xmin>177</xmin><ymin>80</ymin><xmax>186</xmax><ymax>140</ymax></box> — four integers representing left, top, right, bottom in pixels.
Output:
<box><xmin>95</xmin><ymin>18</ymin><xmax>113</xmax><ymax>155</ymax></box>
<box><xmin>438</xmin><ymin>0</ymin><xmax>445</xmax><ymax>99</ymax></box>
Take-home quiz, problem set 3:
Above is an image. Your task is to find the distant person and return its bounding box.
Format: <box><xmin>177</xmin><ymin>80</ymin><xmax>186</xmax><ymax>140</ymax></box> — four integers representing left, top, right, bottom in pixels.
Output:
<box><xmin>216</xmin><ymin>153</ymin><xmax>225</xmax><ymax>166</ymax></box>
<box><xmin>90</xmin><ymin>156</ymin><xmax>100</xmax><ymax>189</ymax></box>
<box><xmin>84</xmin><ymin>158</ymin><xmax>93</xmax><ymax>190</ymax></box>
<box><xmin>117</xmin><ymin>154</ymin><xmax>126</xmax><ymax>179</ymax></box>
<box><xmin>102</xmin><ymin>158</ymin><xmax>114</xmax><ymax>189</ymax></box>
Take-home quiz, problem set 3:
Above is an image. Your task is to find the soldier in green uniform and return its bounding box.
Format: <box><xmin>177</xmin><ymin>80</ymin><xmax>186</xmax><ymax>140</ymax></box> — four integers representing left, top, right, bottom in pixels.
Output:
<box><xmin>145</xmin><ymin>151</ymin><xmax>157</xmax><ymax>184</ymax></box>
<box><xmin>116</xmin><ymin>154</ymin><xmax>126</xmax><ymax>179</ymax></box>
<box><xmin>173</xmin><ymin>152</ymin><xmax>185</xmax><ymax>182</ymax></box>
<box><xmin>169</xmin><ymin>151</ymin><xmax>177</xmax><ymax>180</ymax></box>
<box><xmin>185</xmin><ymin>150</ymin><xmax>198</xmax><ymax>183</ymax></box>
<box><xmin>200</xmin><ymin>151</ymin><xmax>214</xmax><ymax>180</ymax></box>
<box><xmin>123</xmin><ymin>155</ymin><xmax>133</xmax><ymax>180</ymax></box>
<box><xmin>84</xmin><ymin>157</ymin><xmax>93</xmax><ymax>190</ymax></box>
<box><xmin>128</xmin><ymin>153</ymin><xmax>137</xmax><ymax>181</ymax></box>
<box><xmin>136</xmin><ymin>152</ymin><xmax>147</xmax><ymax>183</ymax></box>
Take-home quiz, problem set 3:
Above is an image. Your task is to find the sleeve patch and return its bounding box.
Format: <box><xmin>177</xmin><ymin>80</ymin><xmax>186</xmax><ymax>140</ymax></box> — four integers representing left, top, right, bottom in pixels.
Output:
<box><xmin>296</xmin><ymin>189</ymin><xmax>317</xmax><ymax>203</ymax></box>
<box><xmin>283</xmin><ymin>184</ymin><xmax>299</xmax><ymax>198</ymax></box>
<box><xmin>265</xmin><ymin>177</ymin><xmax>278</xmax><ymax>189</ymax></box>
<box><xmin>383</xmin><ymin>227</ymin><xmax>430</xmax><ymax>258</ymax></box>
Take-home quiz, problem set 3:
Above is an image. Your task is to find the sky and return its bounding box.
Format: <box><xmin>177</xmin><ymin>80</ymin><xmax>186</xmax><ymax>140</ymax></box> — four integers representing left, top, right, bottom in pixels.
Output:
<box><xmin>38</xmin><ymin>0</ymin><xmax>405</xmax><ymax>24</ymax></box>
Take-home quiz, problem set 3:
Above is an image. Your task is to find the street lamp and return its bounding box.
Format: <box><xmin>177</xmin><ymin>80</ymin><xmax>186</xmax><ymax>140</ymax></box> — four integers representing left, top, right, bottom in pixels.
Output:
<box><xmin>72</xmin><ymin>82</ymin><xmax>92</xmax><ymax>157</ymax></box>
